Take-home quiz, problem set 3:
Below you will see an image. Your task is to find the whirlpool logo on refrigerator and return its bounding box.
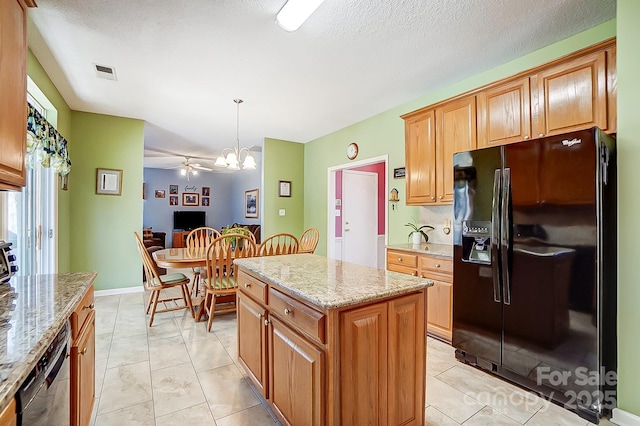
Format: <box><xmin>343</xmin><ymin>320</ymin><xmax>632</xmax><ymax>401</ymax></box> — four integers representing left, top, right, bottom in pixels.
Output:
<box><xmin>562</xmin><ymin>138</ymin><xmax>582</xmax><ymax>147</ymax></box>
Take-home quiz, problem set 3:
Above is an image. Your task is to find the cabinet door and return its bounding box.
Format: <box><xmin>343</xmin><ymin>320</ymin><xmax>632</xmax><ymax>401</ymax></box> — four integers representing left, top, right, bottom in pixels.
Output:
<box><xmin>536</xmin><ymin>50</ymin><xmax>607</xmax><ymax>136</ymax></box>
<box><xmin>237</xmin><ymin>291</ymin><xmax>268</xmax><ymax>397</ymax></box>
<box><xmin>340</xmin><ymin>302</ymin><xmax>388</xmax><ymax>425</ymax></box>
<box><xmin>388</xmin><ymin>293</ymin><xmax>426</xmax><ymax>426</ymax></box>
<box><xmin>71</xmin><ymin>310</ymin><xmax>95</xmax><ymax>426</ymax></box>
<box><xmin>404</xmin><ymin>109</ymin><xmax>437</xmax><ymax>205</ymax></box>
<box><xmin>425</xmin><ymin>280</ymin><xmax>453</xmax><ymax>341</ymax></box>
<box><xmin>0</xmin><ymin>0</ymin><xmax>28</xmax><ymax>190</ymax></box>
<box><xmin>477</xmin><ymin>78</ymin><xmax>531</xmax><ymax>148</ymax></box>
<box><xmin>436</xmin><ymin>96</ymin><xmax>477</xmax><ymax>203</ymax></box>
<box><xmin>269</xmin><ymin>317</ymin><xmax>324</xmax><ymax>426</ymax></box>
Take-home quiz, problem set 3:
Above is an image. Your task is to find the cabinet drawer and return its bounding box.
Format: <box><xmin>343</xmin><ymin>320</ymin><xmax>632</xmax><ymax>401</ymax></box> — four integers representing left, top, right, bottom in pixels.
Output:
<box><xmin>269</xmin><ymin>288</ymin><xmax>326</xmax><ymax>344</ymax></box>
<box><xmin>420</xmin><ymin>256</ymin><xmax>453</xmax><ymax>275</ymax></box>
<box><xmin>238</xmin><ymin>271</ymin><xmax>267</xmax><ymax>304</ymax></box>
<box><xmin>71</xmin><ymin>285</ymin><xmax>94</xmax><ymax>340</ymax></box>
<box><xmin>387</xmin><ymin>250</ymin><xmax>418</xmax><ymax>268</ymax></box>
<box><xmin>388</xmin><ymin>263</ymin><xmax>418</xmax><ymax>276</ymax></box>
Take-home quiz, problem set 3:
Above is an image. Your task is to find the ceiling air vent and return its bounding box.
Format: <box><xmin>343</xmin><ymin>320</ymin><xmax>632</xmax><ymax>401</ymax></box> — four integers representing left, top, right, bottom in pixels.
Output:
<box><xmin>94</xmin><ymin>64</ymin><xmax>117</xmax><ymax>81</ymax></box>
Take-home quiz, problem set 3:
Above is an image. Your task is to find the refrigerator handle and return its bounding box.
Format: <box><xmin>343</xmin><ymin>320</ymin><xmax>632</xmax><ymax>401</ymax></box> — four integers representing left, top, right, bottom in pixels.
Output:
<box><xmin>491</xmin><ymin>169</ymin><xmax>501</xmax><ymax>303</ymax></box>
<box><xmin>502</xmin><ymin>168</ymin><xmax>512</xmax><ymax>305</ymax></box>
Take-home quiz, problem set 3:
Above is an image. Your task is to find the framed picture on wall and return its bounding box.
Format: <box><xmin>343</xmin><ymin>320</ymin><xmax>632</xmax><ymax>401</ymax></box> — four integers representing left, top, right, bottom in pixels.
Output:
<box><xmin>245</xmin><ymin>189</ymin><xmax>259</xmax><ymax>218</ymax></box>
<box><xmin>202</xmin><ymin>187</ymin><xmax>210</xmax><ymax>196</ymax></box>
<box><xmin>96</xmin><ymin>168</ymin><xmax>122</xmax><ymax>196</ymax></box>
<box><xmin>155</xmin><ymin>190</ymin><xmax>165</xmax><ymax>198</ymax></box>
<box><xmin>182</xmin><ymin>193</ymin><xmax>199</xmax><ymax>206</ymax></box>
<box><xmin>169</xmin><ymin>184</ymin><xmax>179</xmax><ymax>194</ymax></box>
<box><xmin>169</xmin><ymin>196</ymin><xmax>178</xmax><ymax>206</ymax></box>
<box><xmin>278</xmin><ymin>180</ymin><xmax>291</xmax><ymax>197</ymax></box>
<box><xmin>202</xmin><ymin>197</ymin><xmax>210</xmax><ymax>206</ymax></box>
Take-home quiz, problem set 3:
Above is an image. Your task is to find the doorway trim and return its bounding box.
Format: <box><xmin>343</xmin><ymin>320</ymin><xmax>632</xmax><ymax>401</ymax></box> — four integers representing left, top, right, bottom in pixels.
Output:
<box><xmin>326</xmin><ymin>154</ymin><xmax>388</xmax><ymax>263</ymax></box>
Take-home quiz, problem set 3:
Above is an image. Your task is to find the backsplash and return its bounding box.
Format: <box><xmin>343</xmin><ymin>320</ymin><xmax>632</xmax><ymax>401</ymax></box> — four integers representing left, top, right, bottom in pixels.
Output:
<box><xmin>420</xmin><ymin>205</ymin><xmax>454</xmax><ymax>245</ymax></box>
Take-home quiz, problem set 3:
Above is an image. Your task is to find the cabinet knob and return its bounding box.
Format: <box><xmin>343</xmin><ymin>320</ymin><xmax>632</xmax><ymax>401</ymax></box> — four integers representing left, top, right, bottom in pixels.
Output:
<box><xmin>435</xmin><ymin>263</ymin><xmax>441</xmax><ymax>268</ymax></box>
<box><xmin>85</xmin><ymin>303</ymin><xmax>94</xmax><ymax>310</ymax></box>
<box><xmin>244</xmin><ymin>283</ymin><xmax>251</xmax><ymax>288</ymax></box>
<box><xmin>264</xmin><ymin>319</ymin><xmax>270</xmax><ymax>326</ymax></box>
<box><xmin>81</xmin><ymin>348</ymin><xmax>88</xmax><ymax>355</ymax></box>
<box><xmin>257</xmin><ymin>313</ymin><xmax>263</xmax><ymax>319</ymax></box>
<box><xmin>539</xmin><ymin>133</ymin><xmax>544</xmax><ymax>137</ymax></box>
<box><xmin>284</xmin><ymin>308</ymin><xmax>292</xmax><ymax>316</ymax></box>
<box><xmin>412</xmin><ymin>271</ymin><xmax>418</xmax><ymax>277</ymax></box>
<box><xmin>431</xmin><ymin>197</ymin><xmax>435</xmax><ymax>200</ymax></box>
<box><xmin>438</xmin><ymin>196</ymin><xmax>443</xmax><ymax>200</ymax></box>
<box><xmin>398</xmin><ymin>257</ymin><xmax>402</xmax><ymax>262</ymax></box>
<box><xmin>524</xmin><ymin>135</ymin><xmax>529</xmax><ymax>140</ymax></box>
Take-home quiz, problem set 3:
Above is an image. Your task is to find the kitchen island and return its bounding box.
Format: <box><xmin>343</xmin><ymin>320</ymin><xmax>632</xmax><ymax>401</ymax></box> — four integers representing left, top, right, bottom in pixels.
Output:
<box><xmin>0</xmin><ymin>272</ymin><xmax>96</xmax><ymax>425</ymax></box>
<box><xmin>234</xmin><ymin>254</ymin><xmax>432</xmax><ymax>426</ymax></box>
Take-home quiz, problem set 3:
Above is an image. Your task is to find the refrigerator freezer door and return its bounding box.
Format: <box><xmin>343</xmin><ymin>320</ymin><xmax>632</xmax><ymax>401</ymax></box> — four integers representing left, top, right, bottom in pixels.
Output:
<box><xmin>452</xmin><ymin>147</ymin><xmax>502</xmax><ymax>366</ymax></box>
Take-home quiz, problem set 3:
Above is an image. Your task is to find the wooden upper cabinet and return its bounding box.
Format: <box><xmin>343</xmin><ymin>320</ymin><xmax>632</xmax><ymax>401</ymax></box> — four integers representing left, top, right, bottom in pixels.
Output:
<box><xmin>436</xmin><ymin>96</ymin><xmax>477</xmax><ymax>203</ymax></box>
<box><xmin>536</xmin><ymin>50</ymin><xmax>608</xmax><ymax>137</ymax></box>
<box><xmin>0</xmin><ymin>0</ymin><xmax>29</xmax><ymax>190</ymax></box>
<box><xmin>477</xmin><ymin>78</ymin><xmax>532</xmax><ymax>148</ymax></box>
<box><xmin>404</xmin><ymin>109</ymin><xmax>436</xmax><ymax>205</ymax></box>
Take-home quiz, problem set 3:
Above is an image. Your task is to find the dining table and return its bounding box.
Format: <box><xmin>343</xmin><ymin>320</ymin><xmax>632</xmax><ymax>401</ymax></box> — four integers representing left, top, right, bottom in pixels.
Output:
<box><xmin>152</xmin><ymin>247</ymin><xmax>209</xmax><ymax>321</ymax></box>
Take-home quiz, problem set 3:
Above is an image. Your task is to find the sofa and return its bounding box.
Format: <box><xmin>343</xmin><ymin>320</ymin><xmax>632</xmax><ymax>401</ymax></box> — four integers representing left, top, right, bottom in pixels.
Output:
<box><xmin>142</xmin><ymin>228</ymin><xmax>166</xmax><ymax>248</ymax></box>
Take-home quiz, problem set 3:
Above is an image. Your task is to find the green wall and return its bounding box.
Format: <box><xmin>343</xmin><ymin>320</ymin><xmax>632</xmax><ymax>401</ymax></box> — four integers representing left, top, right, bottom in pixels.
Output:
<box><xmin>69</xmin><ymin>112</ymin><xmax>144</xmax><ymax>290</ymax></box>
<box><xmin>615</xmin><ymin>0</ymin><xmax>640</xmax><ymax>418</ymax></box>
<box><xmin>27</xmin><ymin>50</ymin><xmax>73</xmax><ymax>272</ymax></box>
<box><xmin>263</xmin><ymin>138</ymin><xmax>304</xmax><ymax>238</ymax></box>
<box><xmin>304</xmin><ymin>20</ymin><xmax>616</xmax><ymax>258</ymax></box>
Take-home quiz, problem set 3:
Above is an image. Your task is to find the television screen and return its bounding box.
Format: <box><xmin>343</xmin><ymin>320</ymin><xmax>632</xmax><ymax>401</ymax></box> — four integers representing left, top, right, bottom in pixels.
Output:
<box><xmin>173</xmin><ymin>211</ymin><xmax>206</xmax><ymax>231</ymax></box>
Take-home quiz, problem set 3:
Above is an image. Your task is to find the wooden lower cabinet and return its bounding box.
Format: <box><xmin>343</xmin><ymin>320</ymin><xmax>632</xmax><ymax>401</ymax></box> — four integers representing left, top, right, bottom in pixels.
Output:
<box><xmin>269</xmin><ymin>317</ymin><xmax>324</xmax><ymax>426</ymax></box>
<box><xmin>387</xmin><ymin>248</ymin><xmax>454</xmax><ymax>342</ymax></box>
<box><xmin>0</xmin><ymin>398</ymin><xmax>16</xmax><ymax>426</ymax></box>
<box><xmin>71</xmin><ymin>285</ymin><xmax>95</xmax><ymax>426</ymax></box>
<box><xmin>172</xmin><ymin>231</ymin><xmax>190</xmax><ymax>248</ymax></box>
<box><xmin>237</xmin><ymin>270</ymin><xmax>427</xmax><ymax>426</ymax></box>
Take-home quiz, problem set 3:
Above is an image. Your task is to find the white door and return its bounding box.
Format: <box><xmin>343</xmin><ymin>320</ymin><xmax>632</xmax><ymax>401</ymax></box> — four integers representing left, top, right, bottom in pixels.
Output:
<box><xmin>342</xmin><ymin>170</ymin><xmax>378</xmax><ymax>267</ymax></box>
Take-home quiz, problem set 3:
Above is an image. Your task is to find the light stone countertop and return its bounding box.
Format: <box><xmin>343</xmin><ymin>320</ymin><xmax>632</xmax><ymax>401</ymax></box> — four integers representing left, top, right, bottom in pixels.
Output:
<box><xmin>234</xmin><ymin>254</ymin><xmax>432</xmax><ymax>310</ymax></box>
<box><xmin>386</xmin><ymin>242</ymin><xmax>453</xmax><ymax>259</ymax></box>
<box><xmin>0</xmin><ymin>272</ymin><xmax>97</xmax><ymax>413</ymax></box>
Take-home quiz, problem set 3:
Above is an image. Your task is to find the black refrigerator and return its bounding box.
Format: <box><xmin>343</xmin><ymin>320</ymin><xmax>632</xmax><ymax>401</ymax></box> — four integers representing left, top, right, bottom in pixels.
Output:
<box><xmin>452</xmin><ymin>127</ymin><xmax>616</xmax><ymax>424</ymax></box>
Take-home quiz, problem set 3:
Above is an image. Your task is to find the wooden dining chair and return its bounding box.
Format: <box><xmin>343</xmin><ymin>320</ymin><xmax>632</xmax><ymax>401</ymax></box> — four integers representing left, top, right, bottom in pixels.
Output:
<box><xmin>134</xmin><ymin>232</ymin><xmax>194</xmax><ymax>326</ymax></box>
<box><xmin>298</xmin><ymin>227</ymin><xmax>319</xmax><ymax>254</ymax></box>
<box><xmin>203</xmin><ymin>233</ymin><xmax>257</xmax><ymax>331</ymax></box>
<box><xmin>258</xmin><ymin>233</ymin><xmax>299</xmax><ymax>256</ymax></box>
<box><xmin>185</xmin><ymin>227</ymin><xmax>221</xmax><ymax>296</ymax></box>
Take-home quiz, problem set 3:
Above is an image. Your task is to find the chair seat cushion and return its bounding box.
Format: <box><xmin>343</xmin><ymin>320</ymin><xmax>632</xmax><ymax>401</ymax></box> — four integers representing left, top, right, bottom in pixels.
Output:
<box><xmin>154</xmin><ymin>272</ymin><xmax>188</xmax><ymax>285</ymax></box>
<box><xmin>207</xmin><ymin>277</ymin><xmax>237</xmax><ymax>290</ymax></box>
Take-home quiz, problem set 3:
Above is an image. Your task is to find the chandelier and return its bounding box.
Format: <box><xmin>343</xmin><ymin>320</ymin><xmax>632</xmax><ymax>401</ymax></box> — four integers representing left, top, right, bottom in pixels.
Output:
<box><xmin>214</xmin><ymin>99</ymin><xmax>257</xmax><ymax>170</ymax></box>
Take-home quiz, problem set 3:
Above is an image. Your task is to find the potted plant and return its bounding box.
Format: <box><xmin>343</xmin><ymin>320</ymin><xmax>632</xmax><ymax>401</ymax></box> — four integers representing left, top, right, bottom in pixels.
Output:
<box><xmin>405</xmin><ymin>219</ymin><xmax>434</xmax><ymax>245</ymax></box>
<box><xmin>221</xmin><ymin>226</ymin><xmax>251</xmax><ymax>248</ymax></box>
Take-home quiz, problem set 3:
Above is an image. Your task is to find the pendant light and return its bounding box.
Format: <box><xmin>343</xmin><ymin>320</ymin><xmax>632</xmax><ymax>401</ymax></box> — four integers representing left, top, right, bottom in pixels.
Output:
<box><xmin>214</xmin><ymin>99</ymin><xmax>257</xmax><ymax>170</ymax></box>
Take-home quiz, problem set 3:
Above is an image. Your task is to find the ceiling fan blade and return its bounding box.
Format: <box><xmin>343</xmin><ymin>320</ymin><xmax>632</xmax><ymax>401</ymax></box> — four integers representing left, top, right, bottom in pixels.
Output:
<box><xmin>193</xmin><ymin>165</ymin><xmax>213</xmax><ymax>171</ymax></box>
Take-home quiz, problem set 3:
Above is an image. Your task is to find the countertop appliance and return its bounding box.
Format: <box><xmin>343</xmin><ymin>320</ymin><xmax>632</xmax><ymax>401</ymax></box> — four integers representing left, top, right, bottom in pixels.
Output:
<box><xmin>0</xmin><ymin>241</ymin><xmax>18</xmax><ymax>284</ymax></box>
<box><xmin>452</xmin><ymin>127</ymin><xmax>616</xmax><ymax>424</ymax></box>
<box><xmin>16</xmin><ymin>322</ymin><xmax>71</xmax><ymax>426</ymax></box>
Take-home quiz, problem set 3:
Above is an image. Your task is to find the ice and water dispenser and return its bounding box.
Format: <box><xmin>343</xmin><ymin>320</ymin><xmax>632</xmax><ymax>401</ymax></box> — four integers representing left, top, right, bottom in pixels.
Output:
<box><xmin>461</xmin><ymin>220</ymin><xmax>492</xmax><ymax>264</ymax></box>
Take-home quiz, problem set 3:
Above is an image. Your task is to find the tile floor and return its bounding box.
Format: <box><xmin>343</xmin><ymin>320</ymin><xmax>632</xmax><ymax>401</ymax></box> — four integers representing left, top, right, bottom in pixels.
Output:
<box><xmin>92</xmin><ymin>285</ymin><xmax>615</xmax><ymax>425</ymax></box>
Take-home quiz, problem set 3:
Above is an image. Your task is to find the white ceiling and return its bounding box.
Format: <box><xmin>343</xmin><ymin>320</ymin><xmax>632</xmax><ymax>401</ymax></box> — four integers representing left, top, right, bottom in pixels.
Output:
<box><xmin>27</xmin><ymin>0</ymin><xmax>616</xmax><ymax>171</ymax></box>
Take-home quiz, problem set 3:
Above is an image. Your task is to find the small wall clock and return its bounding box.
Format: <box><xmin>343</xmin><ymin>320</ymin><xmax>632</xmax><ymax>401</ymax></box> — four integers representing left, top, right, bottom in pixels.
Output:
<box><xmin>347</xmin><ymin>142</ymin><xmax>359</xmax><ymax>160</ymax></box>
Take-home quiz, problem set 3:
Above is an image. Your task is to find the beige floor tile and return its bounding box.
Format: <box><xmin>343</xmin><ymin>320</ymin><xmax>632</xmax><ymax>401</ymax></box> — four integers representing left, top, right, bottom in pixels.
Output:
<box><xmin>424</xmin><ymin>405</ymin><xmax>461</xmax><ymax>425</ymax></box>
<box><xmin>106</xmin><ymin>333</ymin><xmax>149</xmax><ymax>369</ymax></box>
<box><xmin>215</xmin><ymin>404</ymin><xmax>277</xmax><ymax>426</ymax></box>
<box><xmin>150</xmin><ymin>362</ymin><xmax>207</xmax><ymax>418</ymax></box>
<box><xmin>209</xmin><ymin>311</ymin><xmax>238</xmax><ymax>332</ymax></box>
<box><xmin>198</xmin><ymin>364</ymin><xmax>261</xmax><ymax>419</ymax></box>
<box><xmin>95</xmin><ymin>400</ymin><xmax>155</xmax><ymax>426</ymax></box>
<box><xmin>95</xmin><ymin>310</ymin><xmax>117</xmax><ymax>335</ymax></box>
<box><xmin>463</xmin><ymin>406</ymin><xmax>522</xmax><ymax>425</ymax></box>
<box><xmin>91</xmin><ymin>397</ymin><xmax>99</xmax><ymax>426</ymax></box>
<box><xmin>526</xmin><ymin>402</ymin><xmax>590</xmax><ymax>426</ymax></box>
<box><xmin>148</xmin><ymin>334</ymin><xmax>191</xmax><ymax>371</ymax></box>
<box><xmin>95</xmin><ymin>357</ymin><xmax>108</xmax><ymax>398</ymax></box>
<box><xmin>94</xmin><ymin>294</ymin><xmax>120</xmax><ymax>308</ymax></box>
<box><xmin>185</xmin><ymin>336</ymin><xmax>234</xmax><ymax>373</ymax></box>
<box><xmin>427</xmin><ymin>352</ymin><xmax>457</xmax><ymax>377</ymax></box>
<box><xmin>99</xmin><ymin>361</ymin><xmax>152</xmax><ymax>415</ymax></box>
<box><xmin>437</xmin><ymin>365</ymin><xmax>544</xmax><ymax>423</ymax></box>
<box><xmin>113</xmin><ymin>310</ymin><xmax>148</xmax><ymax>338</ymax></box>
<box><xmin>428</xmin><ymin>337</ymin><xmax>456</xmax><ymax>359</ymax></box>
<box><xmin>118</xmin><ymin>292</ymin><xmax>145</xmax><ymax>307</ymax></box>
<box><xmin>426</xmin><ymin>376</ymin><xmax>484</xmax><ymax>423</ymax></box>
<box><xmin>178</xmin><ymin>316</ymin><xmax>216</xmax><ymax>342</ymax></box>
<box><xmin>146</xmin><ymin>315</ymin><xmax>181</xmax><ymax>341</ymax></box>
<box><xmin>95</xmin><ymin>332</ymin><xmax>112</xmax><ymax>361</ymax></box>
<box><xmin>155</xmin><ymin>402</ymin><xmax>216</xmax><ymax>426</ymax></box>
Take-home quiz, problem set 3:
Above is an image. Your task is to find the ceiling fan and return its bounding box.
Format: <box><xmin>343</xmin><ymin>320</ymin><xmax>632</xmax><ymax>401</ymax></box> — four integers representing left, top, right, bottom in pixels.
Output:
<box><xmin>144</xmin><ymin>148</ymin><xmax>214</xmax><ymax>180</ymax></box>
<box><xmin>174</xmin><ymin>156</ymin><xmax>212</xmax><ymax>181</ymax></box>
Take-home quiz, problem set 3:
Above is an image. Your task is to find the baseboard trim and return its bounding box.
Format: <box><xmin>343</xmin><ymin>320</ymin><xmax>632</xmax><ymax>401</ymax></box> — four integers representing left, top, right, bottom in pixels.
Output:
<box><xmin>612</xmin><ymin>408</ymin><xmax>640</xmax><ymax>426</ymax></box>
<box><xmin>95</xmin><ymin>286</ymin><xmax>143</xmax><ymax>297</ymax></box>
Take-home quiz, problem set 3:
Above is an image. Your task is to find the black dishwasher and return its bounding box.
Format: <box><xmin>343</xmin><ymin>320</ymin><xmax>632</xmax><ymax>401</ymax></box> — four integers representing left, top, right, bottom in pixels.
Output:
<box><xmin>16</xmin><ymin>322</ymin><xmax>71</xmax><ymax>426</ymax></box>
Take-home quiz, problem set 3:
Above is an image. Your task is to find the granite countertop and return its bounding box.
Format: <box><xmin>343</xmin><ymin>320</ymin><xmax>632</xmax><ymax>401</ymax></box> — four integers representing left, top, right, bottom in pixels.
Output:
<box><xmin>234</xmin><ymin>254</ymin><xmax>432</xmax><ymax>310</ymax></box>
<box><xmin>0</xmin><ymin>272</ymin><xmax>97</xmax><ymax>413</ymax></box>
<box><xmin>386</xmin><ymin>242</ymin><xmax>453</xmax><ymax>259</ymax></box>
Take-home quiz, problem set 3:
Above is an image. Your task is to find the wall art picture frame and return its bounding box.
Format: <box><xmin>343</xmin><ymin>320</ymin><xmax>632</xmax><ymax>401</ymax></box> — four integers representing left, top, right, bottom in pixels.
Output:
<box><xmin>245</xmin><ymin>189</ymin><xmax>259</xmax><ymax>218</ymax></box>
<box><xmin>202</xmin><ymin>197</ymin><xmax>210</xmax><ymax>207</ymax></box>
<box><xmin>169</xmin><ymin>196</ymin><xmax>178</xmax><ymax>206</ymax></box>
<box><xmin>169</xmin><ymin>184</ymin><xmax>179</xmax><ymax>194</ymax></box>
<box><xmin>96</xmin><ymin>168</ymin><xmax>123</xmax><ymax>196</ymax></box>
<box><xmin>278</xmin><ymin>180</ymin><xmax>291</xmax><ymax>197</ymax></box>
<box><xmin>155</xmin><ymin>190</ymin><xmax>166</xmax><ymax>198</ymax></box>
<box><xmin>202</xmin><ymin>186</ymin><xmax>210</xmax><ymax>196</ymax></box>
<box><xmin>182</xmin><ymin>192</ymin><xmax>199</xmax><ymax>206</ymax></box>
<box><xmin>393</xmin><ymin>167</ymin><xmax>406</xmax><ymax>179</ymax></box>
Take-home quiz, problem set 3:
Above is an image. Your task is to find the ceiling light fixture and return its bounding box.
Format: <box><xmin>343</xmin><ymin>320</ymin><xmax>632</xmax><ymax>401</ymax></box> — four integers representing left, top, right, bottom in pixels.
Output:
<box><xmin>214</xmin><ymin>99</ymin><xmax>256</xmax><ymax>170</ymax></box>
<box><xmin>276</xmin><ymin>0</ymin><xmax>325</xmax><ymax>32</ymax></box>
